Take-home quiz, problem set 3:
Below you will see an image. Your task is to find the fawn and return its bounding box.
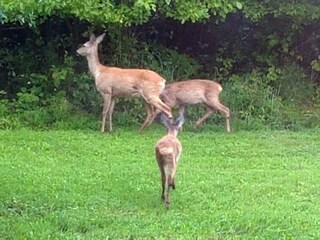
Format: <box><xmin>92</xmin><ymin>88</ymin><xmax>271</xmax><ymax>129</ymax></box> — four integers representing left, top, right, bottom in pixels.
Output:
<box><xmin>145</xmin><ymin>79</ymin><xmax>231</xmax><ymax>132</ymax></box>
<box><xmin>155</xmin><ymin>113</ymin><xmax>185</xmax><ymax>208</ymax></box>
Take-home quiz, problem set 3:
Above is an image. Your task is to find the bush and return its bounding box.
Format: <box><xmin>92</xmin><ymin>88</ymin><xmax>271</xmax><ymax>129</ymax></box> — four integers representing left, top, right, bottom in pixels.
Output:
<box><xmin>0</xmin><ymin>99</ymin><xmax>20</xmax><ymax>129</ymax></box>
<box><xmin>219</xmin><ymin>64</ymin><xmax>320</xmax><ymax>130</ymax></box>
<box><xmin>0</xmin><ymin>91</ymin><xmax>98</xmax><ymax>130</ymax></box>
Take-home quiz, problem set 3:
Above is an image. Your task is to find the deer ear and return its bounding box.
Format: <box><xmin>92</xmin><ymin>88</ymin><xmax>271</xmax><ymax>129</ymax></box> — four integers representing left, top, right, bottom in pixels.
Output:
<box><xmin>175</xmin><ymin>114</ymin><xmax>185</xmax><ymax>129</ymax></box>
<box><xmin>89</xmin><ymin>33</ymin><xmax>96</xmax><ymax>43</ymax></box>
<box><xmin>96</xmin><ymin>33</ymin><xmax>106</xmax><ymax>44</ymax></box>
<box><xmin>160</xmin><ymin>113</ymin><xmax>171</xmax><ymax>129</ymax></box>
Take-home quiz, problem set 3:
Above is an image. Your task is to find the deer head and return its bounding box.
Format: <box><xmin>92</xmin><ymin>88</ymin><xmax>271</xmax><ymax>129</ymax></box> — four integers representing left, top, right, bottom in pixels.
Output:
<box><xmin>76</xmin><ymin>33</ymin><xmax>106</xmax><ymax>57</ymax></box>
<box><xmin>160</xmin><ymin>113</ymin><xmax>185</xmax><ymax>136</ymax></box>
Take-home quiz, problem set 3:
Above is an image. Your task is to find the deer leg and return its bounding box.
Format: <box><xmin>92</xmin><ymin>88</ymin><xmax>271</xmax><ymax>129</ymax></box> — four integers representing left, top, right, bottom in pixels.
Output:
<box><xmin>142</xmin><ymin>107</ymin><xmax>162</xmax><ymax>132</ymax></box>
<box><xmin>108</xmin><ymin>99</ymin><xmax>115</xmax><ymax>132</ymax></box>
<box><xmin>177</xmin><ymin>105</ymin><xmax>186</xmax><ymax>131</ymax></box>
<box><xmin>165</xmin><ymin>175</ymin><xmax>171</xmax><ymax>209</ymax></box>
<box><xmin>101</xmin><ymin>94</ymin><xmax>112</xmax><ymax>133</ymax></box>
<box><xmin>172</xmin><ymin>178</ymin><xmax>175</xmax><ymax>190</ymax></box>
<box><xmin>161</xmin><ymin>173</ymin><xmax>166</xmax><ymax>201</ymax></box>
<box><xmin>169</xmin><ymin>160</ymin><xmax>176</xmax><ymax>190</ymax></box>
<box><xmin>210</xmin><ymin>101</ymin><xmax>231</xmax><ymax>132</ymax></box>
<box><xmin>156</xmin><ymin>151</ymin><xmax>166</xmax><ymax>201</ymax></box>
<box><xmin>194</xmin><ymin>107</ymin><xmax>214</xmax><ymax>128</ymax></box>
<box><xmin>149</xmin><ymin>98</ymin><xmax>173</xmax><ymax>120</ymax></box>
<box><xmin>165</xmin><ymin>160</ymin><xmax>176</xmax><ymax>208</ymax></box>
<box><xmin>143</xmin><ymin>97</ymin><xmax>176</xmax><ymax>130</ymax></box>
<box><xmin>139</xmin><ymin>103</ymin><xmax>155</xmax><ymax>133</ymax></box>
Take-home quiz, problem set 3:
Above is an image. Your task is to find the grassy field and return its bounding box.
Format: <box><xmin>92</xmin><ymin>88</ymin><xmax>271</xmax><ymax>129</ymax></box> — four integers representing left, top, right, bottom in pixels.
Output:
<box><xmin>0</xmin><ymin>126</ymin><xmax>320</xmax><ymax>239</ymax></box>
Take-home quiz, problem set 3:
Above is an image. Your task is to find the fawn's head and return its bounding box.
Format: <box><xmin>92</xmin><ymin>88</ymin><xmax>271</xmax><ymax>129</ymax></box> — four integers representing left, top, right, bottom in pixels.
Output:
<box><xmin>76</xmin><ymin>33</ymin><xmax>106</xmax><ymax>57</ymax></box>
<box><xmin>160</xmin><ymin>113</ymin><xmax>185</xmax><ymax>136</ymax></box>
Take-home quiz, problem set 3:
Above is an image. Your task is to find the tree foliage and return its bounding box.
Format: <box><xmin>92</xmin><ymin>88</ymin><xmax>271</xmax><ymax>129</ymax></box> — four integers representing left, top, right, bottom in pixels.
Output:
<box><xmin>1</xmin><ymin>0</ymin><xmax>243</xmax><ymax>26</ymax></box>
<box><xmin>1</xmin><ymin>0</ymin><xmax>320</xmax><ymax>26</ymax></box>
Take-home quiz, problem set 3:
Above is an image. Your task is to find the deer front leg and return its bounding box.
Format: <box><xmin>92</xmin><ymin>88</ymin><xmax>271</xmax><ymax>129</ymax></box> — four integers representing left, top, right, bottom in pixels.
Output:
<box><xmin>108</xmin><ymin>99</ymin><xmax>115</xmax><ymax>132</ymax></box>
<box><xmin>101</xmin><ymin>94</ymin><xmax>112</xmax><ymax>133</ymax></box>
<box><xmin>194</xmin><ymin>107</ymin><xmax>214</xmax><ymax>128</ymax></box>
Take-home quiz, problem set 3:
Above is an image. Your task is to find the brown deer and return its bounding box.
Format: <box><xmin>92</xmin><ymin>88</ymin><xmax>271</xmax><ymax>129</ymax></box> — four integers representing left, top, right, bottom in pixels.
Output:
<box><xmin>76</xmin><ymin>33</ymin><xmax>172</xmax><ymax>133</ymax></box>
<box><xmin>145</xmin><ymin>79</ymin><xmax>231</xmax><ymax>132</ymax></box>
<box><xmin>155</xmin><ymin>113</ymin><xmax>185</xmax><ymax>209</ymax></box>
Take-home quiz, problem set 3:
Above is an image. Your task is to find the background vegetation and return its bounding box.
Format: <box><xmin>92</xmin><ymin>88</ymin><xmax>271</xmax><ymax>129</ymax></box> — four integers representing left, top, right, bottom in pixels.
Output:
<box><xmin>0</xmin><ymin>0</ymin><xmax>319</xmax><ymax>130</ymax></box>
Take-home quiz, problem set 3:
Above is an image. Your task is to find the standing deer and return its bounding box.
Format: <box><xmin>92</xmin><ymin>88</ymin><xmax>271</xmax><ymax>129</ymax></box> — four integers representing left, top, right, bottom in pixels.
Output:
<box><xmin>145</xmin><ymin>79</ymin><xmax>231</xmax><ymax>132</ymax></box>
<box><xmin>155</xmin><ymin>113</ymin><xmax>185</xmax><ymax>209</ymax></box>
<box><xmin>76</xmin><ymin>33</ymin><xmax>172</xmax><ymax>133</ymax></box>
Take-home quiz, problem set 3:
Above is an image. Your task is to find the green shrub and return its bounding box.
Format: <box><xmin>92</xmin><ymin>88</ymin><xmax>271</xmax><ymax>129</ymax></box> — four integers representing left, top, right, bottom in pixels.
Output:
<box><xmin>0</xmin><ymin>99</ymin><xmax>20</xmax><ymax>129</ymax></box>
<box><xmin>219</xmin><ymin>64</ymin><xmax>320</xmax><ymax>130</ymax></box>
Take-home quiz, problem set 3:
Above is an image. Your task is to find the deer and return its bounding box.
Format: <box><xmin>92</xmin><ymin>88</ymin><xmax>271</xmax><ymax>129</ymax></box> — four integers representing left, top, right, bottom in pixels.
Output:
<box><xmin>145</xmin><ymin>79</ymin><xmax>231</xmax><ymax>132</ymax></box>
<box><xmin>76</xmin><ymin>33</ymin><xmax>173</xmax><ymax>133</ymax></box>
<box><xmin>155</xmin><ymin>113</ymin><xmax>185</xmax><ymax>209</ymax></box>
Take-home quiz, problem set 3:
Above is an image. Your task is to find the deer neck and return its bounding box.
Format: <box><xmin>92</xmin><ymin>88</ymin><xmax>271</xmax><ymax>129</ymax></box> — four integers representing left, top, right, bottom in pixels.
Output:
<box><xmin>86</xmin><ymin>48</ymin><xmax>103</xmax><ymax>79</ymax></box>
<box><xmin>167</xmin><ymin>129</ymin><xmax>178</xmax><ymax>137</ymax></box>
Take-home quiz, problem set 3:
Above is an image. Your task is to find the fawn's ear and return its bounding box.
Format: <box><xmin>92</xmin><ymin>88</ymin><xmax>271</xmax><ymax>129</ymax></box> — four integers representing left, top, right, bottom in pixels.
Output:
<box><xmin>96</xmin><ymin>33</ymin><xmax>106</xmax><ymax>44</ymax></box>
<box><xmin>175</xmin><ymin>114</ymin><xmax>185</xmax><ymax>129</ymax></box>
<box><xmin>160</xmin><ymin>112</ymin><xmax>171</xmax><ymax>129</ymax></box>
<box><xmin>89</xmin><ymin>33</ymin><xmax>96</xmax><ymax>43</ymax></box>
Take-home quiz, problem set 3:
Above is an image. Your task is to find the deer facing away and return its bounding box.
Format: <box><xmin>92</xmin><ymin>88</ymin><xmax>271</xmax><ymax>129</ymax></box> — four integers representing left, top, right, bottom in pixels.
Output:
<box><xmin>76</xmin><ymin>33</ymin><xmax>172</xmax><ymax>133</ymax></box>
<box><xmin>155</xmin><ymin>113</ymin><xmax>185</xmax><ymax>209</ymax></box>
<box><xmin>146</xmin><ymin>79</ymin><xmax>231</xmax><ymax>132</ymax></box>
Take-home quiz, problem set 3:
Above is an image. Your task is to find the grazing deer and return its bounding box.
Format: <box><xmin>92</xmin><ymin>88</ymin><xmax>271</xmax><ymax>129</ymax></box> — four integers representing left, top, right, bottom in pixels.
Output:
<box><xmin>155</xmin><ymin>113</ymin><xmax>185</xmax><ymax>209</ymax></box>
<box><xmin>146</xmin><ymin>79</ymin><xmax>231</xmax><ymax>132</ymax></box>
<box><xmin>76</xmin><ymin>33</ymin><xmax>172</xmax><ymax>133</ymax></box>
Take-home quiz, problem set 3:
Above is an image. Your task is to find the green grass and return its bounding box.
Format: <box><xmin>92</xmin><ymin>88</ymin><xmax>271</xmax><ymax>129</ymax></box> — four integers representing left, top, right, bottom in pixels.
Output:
<box><xmin>0</xmin><ymin>126</ymin><xmax>320</xmax><ymax>239</ymax></box>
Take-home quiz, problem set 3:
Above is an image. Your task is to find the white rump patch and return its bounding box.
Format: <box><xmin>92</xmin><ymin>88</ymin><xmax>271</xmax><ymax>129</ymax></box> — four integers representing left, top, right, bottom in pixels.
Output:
<box><xmin>160</xmin><ymin>147</ymin><xmax>173</xmax><ymax>155</ymax></box>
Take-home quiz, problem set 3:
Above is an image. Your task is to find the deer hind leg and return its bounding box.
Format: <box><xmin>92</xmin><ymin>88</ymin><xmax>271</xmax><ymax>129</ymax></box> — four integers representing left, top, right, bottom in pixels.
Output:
<box><xmin>156</xmin><ymin>151</ymin><xmax>166</xmax><ymax>201</ymax></box>
<box><xmin>143</xmin><ymin>98</ymin><xmax>176</xmax><ymax>130</ymax></box>
<box><xmin>139</xmin><ymin>103</ymin><xmax>155</xmax><ymax>133</ymax></box>
<box><xmin>165</xmin><ymin>160</ymin><xmax>176</xmax><ymax>209</ymax></box>
<box><xmin>172</xmin><ymin>177</ymin><xmax>176</xmax><ymax>190</ymax></box>
<box><xmin>170</xmin><ymin>160</ymin><xmax>177</xmax><ymax>190</ymax></box>
<box><xmin>161</xmin><ymin>172</ymin><xmax>166</xmax><ymax>201</ymax></box>
<box><xmin>101</xmin><ymin>94</ymin><xmax>112</xmax><ymax>133</ymax></box>
<box><xmin>141</xmin><ymin>107</ymin><xmax>162</xmax><ymax>132</ymax></box>
<box><xmin>165</xmin><ymin>175</ymin><xmax>171</xmax><ymax>209</ymax></box>
<box><xmin>210</xmin><ymin>101</ymin><xmax>231</xmax><ymax>132</ymax></box>
<box><xmin>149</xmin><ymin>98</ymin><xmax>173</xmax><ymax>120</ymax></box>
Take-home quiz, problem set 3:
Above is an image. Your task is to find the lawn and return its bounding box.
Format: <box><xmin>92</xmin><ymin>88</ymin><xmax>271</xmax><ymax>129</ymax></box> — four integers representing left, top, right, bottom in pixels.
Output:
<box><xmin>0</xmin><ymin>127</ymin><xmax>319</xmax><ymax>239</ymax></box>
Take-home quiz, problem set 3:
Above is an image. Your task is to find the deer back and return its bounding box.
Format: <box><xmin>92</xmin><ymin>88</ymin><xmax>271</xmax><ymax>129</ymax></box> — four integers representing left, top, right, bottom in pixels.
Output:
<box><xmin>162</xmin><ymin>79</ymin><xmax>222</xmax><ymax>105</ymax></box>
<box><xmin>94</xmin><ymin>66</ymin><xmax>167</xmax><ymax>98</ymax></box>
